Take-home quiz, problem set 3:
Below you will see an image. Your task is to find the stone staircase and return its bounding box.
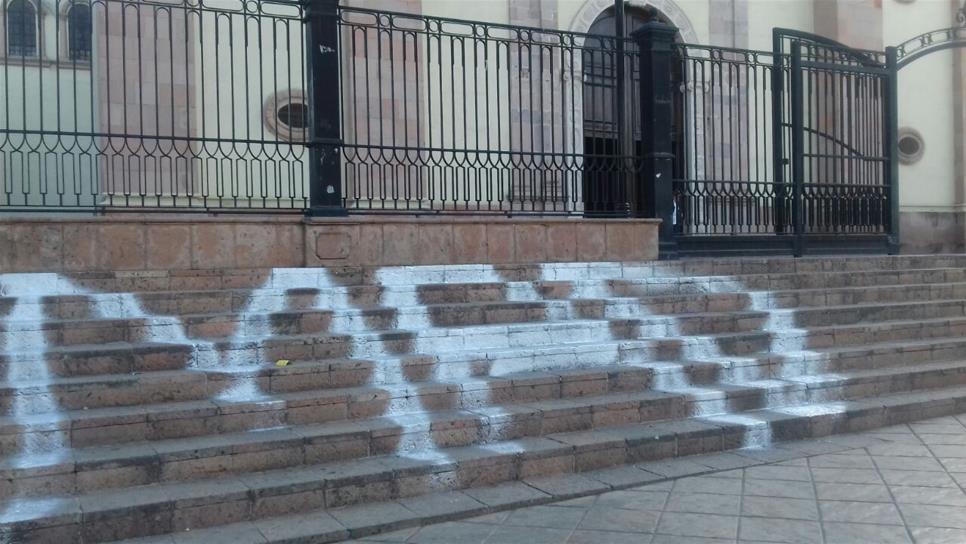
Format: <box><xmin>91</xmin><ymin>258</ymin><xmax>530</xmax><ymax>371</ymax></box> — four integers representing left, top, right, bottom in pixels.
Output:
<box><xmin>3</xmin><ymin>256</ymin><xmax>966</xmax><ymax>542</ymax></box>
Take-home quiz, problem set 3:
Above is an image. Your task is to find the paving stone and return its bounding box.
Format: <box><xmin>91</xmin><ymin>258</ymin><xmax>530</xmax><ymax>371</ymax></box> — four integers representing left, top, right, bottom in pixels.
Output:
<box><xmin>909</xmin><ymin>526</ymin><xmax>966</xmax><ymax>544</ymax></box>
<box><xmin>898</xmin><ymin>504</ymin><xmax>966</xmax><ymax>530</ymax></box>
<box><xmin>818</xmin><ymin>500</ymin><xmax>905</xmax><ymax>525</ymax></box>
<box><xmin>577</xmin><ymin>507</ymin><xmax>660</xmax><ymax>533</ymax></box>
<box><xmin>807</xmin><ymin>453</ymin><xmax>876</xmax><ymax>469</ymax></box>
<box><xmin>409</xmin><ymin>521</ymin><xmax>494</xmax><ymax>544</ymax></box>
<box><xmin>652</xmin><ymin>536</ymin><xmax>732</xmax><ymax>544</ymax></box>
<box><xmin>484</xmin><ymin>525</ymin><xmax>574</xmax><ymax>544</ymax></box>
<box><xmin>822</xmin><ymin>522</ymin><xmax>912</xmax><ymax>544</ymax></box>
<box><xmin>672</xmin><ymin>476</ymin><xmax>743</xmax><ymax>495</ymax></box>
<box><xmin>745</xmin><ymin>465</ymin><xmax>813</xmax><ymax>482</ymax></box>
<box><xmin>464</xmin><ymin>511</ymin><xmax>512</xmax><ymax>525</ymax></box>
<box><xmin>594</xmin><ymin>490</ymin><xmax>668</xmax><ymax>511</ymax></box>
<box><xmin>890</xmin><ymin>486</ymin><xmax>966</xmax><ymax>506</ymax></box>
<box><xmin>810</xmin><ymin>467</ymin><xmax>883</xmax><ymax>484</ymax></box>
<box><xmin>655</xmin><ymin>512</ymin><xmax>738</xmax><ymax>540</ymax></box>
<box><xmin>503</xmin><ymin>505</ymin><xmax>587</xmax><ymax>530</ymax></box>
<box><xmin>357</xmin><ymin>527</ymin><xmax>420</xmax><ymax>542</ymax></box>
<box><xmin>688</xmin><ymin>452</ymin><xmax>759</xmax><ymax>471</ymax></box>
<box><xmin>738</xmin><ymin>517</ymin><xmax>822</xmax><ymax>544</ymax></box>
<box><xmin>550</xmin><ymin>496</ymin><xmax>598</xmax><ymax>508</ymax></box>
<box><xmin>588</xmin><ymin>466</ymin><xmax>664</xmax><ymax>488</ymax></box>
<box><xmin>664</xmin><ymin>493</ymin><xmax>740</xmax><ymax>516</ymax></box>
<box><xmin>880</xmin><ymin>470</ymin><xmax>958</xmax><ymax>487</ymax></box>
<box><xmin>743</xmin><ymin>478</ymin><xmax>816</xmax><ymax>500</ymax></box>
<box><xmin>873</xmin><ymin>456</ymin><xmax>947</xmax><ymax>471</ymax></box>
<box><xmin>568</xmin><ymin>529</ymin><xmax>655</xmax><ymax>543</ymax></box>
<box><xmin>815</xmin><ymin>482</ymin><xmax>894</xmax><ymax>502</ymax></box>
<box><xmin>734</xmin><ymin>447</ymin><xmax>807</xmax><ymax>463</ymax></box>
<box><xmin>637</xmin><ymin>460</ymin><xmax>713</xmax><ymax>479</ymax></box>
<box><xmin>741</xmin><ymin>496</ymin><xmax>819</xmax><ymax>521</ymax></box>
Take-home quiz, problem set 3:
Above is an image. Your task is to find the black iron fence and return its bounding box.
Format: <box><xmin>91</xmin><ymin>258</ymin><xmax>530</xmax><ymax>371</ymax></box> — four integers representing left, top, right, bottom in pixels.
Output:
<box><xmin>334</xmin><ymin>6</ymin><xmax>638</xmax><ymax>215</ymax></box>
<box><xmin>1</xmin><ymin>0</ymin><xmax>311</xmax><ymax>212</ymax></box>
<box><xmin>0</xmin><ymin>0</ymin><xmax>901</xmax><ymax>255</ymax></box>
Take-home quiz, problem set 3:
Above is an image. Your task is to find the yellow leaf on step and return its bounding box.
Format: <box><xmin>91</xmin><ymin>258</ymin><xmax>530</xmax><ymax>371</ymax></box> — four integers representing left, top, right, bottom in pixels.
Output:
<box><xmin>275</xmin><ymin>359</ymin><xmax>291</xmax><ymax>367</ymax></box>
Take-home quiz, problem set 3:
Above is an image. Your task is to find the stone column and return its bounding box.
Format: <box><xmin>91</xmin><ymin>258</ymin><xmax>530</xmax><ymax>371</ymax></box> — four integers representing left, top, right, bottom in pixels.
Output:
<box><xmin>813</xmin><ymin>0</ymin><xmax>884</xmax><ymax>51</ymax></box>
<box><xmin>951</xmin><ymin>0</ymin><xmax>966</xmax><ymax>249</ymax></box>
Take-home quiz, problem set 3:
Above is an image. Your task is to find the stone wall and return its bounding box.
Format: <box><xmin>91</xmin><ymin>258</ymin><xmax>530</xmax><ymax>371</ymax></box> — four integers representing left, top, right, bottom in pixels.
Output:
<box><xmin>900</xmin><ymin>211</ymin><xmax>966</xmax><ymax>255</ymax></box>
<box><xmin>0</xmin><ymin>216</ymin><xmax>660</xmax><ymax>273</ymax></box>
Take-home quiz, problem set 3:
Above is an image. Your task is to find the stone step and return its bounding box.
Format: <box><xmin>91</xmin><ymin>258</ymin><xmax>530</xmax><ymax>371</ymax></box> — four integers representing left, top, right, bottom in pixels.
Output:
<box><xmin>4</xmin><ymin>330</ymin><xmax>966</xmax><ymax>452</ymax></box>
<box><xmin>12</xmin><ymin>285</ymin><xmax>966</xmax><ymax>352</ymax></box>
<box><xmin>4</xmin><ymin>355</ymin><xmax>965</xmax><ymax>502</ymax></box>
<box><xmin>11</xmin><ymin>265</ymin><xmax>966</xmax><ymax>324</ymax></box>
<box><xmin>4</xmin><ymin>310</ymin><xmax>966</xmax><ymax>415</ymax></box>
<box><xmin>6</xmin><ymin>382</ymin><xmax>966</xmax><ymax>543</ymax></box>
<box><xmin>37</xmin><ymin>255</ymin><xmax>966</xmax><ymax>294</ymax></box>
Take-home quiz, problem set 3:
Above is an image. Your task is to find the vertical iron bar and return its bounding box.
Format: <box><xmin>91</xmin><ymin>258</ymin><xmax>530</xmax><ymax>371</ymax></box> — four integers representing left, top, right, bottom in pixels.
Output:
<box><xmin>614</xmin><ymin>0</ymin><xmax>628</xmax><ymax>214</ymax></box>
<box><xmin>305</xmin><ymin>0</ymin><xmax>345</xmax><ymax>215</ymax></box>
<box><xmin>771</xmin><ymin>30</ymin><xmax>787</xmax><ymax>234</ymax></box>
<box><xmin>790</xmin><ymin>40</ymin><xmax>805</xmax><ymax>256</ymax></box>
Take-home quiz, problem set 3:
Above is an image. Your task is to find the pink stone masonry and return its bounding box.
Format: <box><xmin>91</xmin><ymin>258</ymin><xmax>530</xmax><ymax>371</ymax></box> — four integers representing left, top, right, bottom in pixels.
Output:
<box><xmin>0</xmin><ymin>216</ymin><xmax>660</xmax><ymax>273</ymax></box>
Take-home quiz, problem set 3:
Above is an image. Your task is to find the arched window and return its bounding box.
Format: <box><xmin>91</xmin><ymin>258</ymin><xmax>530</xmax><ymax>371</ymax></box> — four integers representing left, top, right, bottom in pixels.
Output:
<box><xmin>6</xmin><ymin>0</ymin><xmax>38</xmax><ymax>57</ymax></box>
<box><xmin>66</xmin><ymin>3</ymin><xmax>91</xmax><ymax>61</ymax></box>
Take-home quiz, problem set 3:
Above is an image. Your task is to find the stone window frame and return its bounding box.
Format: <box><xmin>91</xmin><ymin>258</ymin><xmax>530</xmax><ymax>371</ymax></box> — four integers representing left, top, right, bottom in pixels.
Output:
<box><xmin>0</xmin><ymin>0</ymin><xmax>93</xmax><ymax>68</ymax></box>
<box><xmin>2</xmin><ymin>0</ymin><xmax>42</xmax><ymax>61</ymax></box>
<box><xmin>60</xmin><ymin>0</ymin><xmax>92</xmax><ymax>66</ymax></box>
<box><xmin>897</xmin><ymin>127</ymin><xmax>925</xmax><ymax>165</ymax></box>
<box><xmin>263</xmin><ymin>89</ymin><xmax>309</xmax><ymax>143</ymax></box>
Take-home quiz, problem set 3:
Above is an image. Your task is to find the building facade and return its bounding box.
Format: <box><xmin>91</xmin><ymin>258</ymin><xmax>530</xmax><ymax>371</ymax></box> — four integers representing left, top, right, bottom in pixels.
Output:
<box><xmin>1</xmin><ymin>0</ymin><xmax>964</xmax><ymax>253</ymax></box>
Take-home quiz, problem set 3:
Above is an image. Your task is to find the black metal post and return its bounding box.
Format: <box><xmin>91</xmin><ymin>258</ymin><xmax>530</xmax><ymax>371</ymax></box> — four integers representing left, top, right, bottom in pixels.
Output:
<box><xmin>884</xmin><ymin>46</ymin><xmax>900</xmax><ymax>254</ymax></box>
<box><xmin>771</xmin><ymin>29</ymin><xmax>787</xmax><ymax>234</ymax></box>
<box><xmin>632</xmin><ymin>22</ymin><xmax>679</xmax><ymax>258</ymax></box>
<box><xmin>305</xmin><ymin>0</ymin><xmax>346</xmax><ymax>216</ymax></box>
<box><xmin>789</xmin><ymin>40</ymin><xmax>805</xmax><ymax>256</ymax></box>
<box><xmin>614</xmin><ymin>0</ymin><xmax>631</xmax><ymax>211</ymax></box>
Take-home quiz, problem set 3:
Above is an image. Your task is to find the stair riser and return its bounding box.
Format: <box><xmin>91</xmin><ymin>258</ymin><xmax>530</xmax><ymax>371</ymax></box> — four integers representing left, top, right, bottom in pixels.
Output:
<box><xmin>3</xmin><ymin>317</ymin><xmax>961</xmax><ymax>415</ymax></box>
<box><xmin>639</xmin><ymin>282</ymin><xmax>966</xmax><ymax>314</ymax></box>
<box><xmin>6</xmin><ymin>334</ymin><xmax>963</xmax><ymax>452</ymax></box>
<box><xmin>9</xmin><ymin>389</ymin><xmax>966</xmax><ymax>544</ymax></box>
<box><xmin>7</xmin><ymin>291</ymin><xmax>966</xmax><ymax>357</ymax></box>
<box><xmin>19</xmin><ymin>266</ymin><xmax>966</xmax><ymax>325</ymax></box>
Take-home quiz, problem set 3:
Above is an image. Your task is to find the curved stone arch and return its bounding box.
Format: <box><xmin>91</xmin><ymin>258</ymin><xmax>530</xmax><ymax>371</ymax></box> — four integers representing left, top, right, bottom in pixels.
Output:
<box><xmin>567</xmin><ymin>0</ymin><xmax>700</xmax><ymax>44</ymax></box>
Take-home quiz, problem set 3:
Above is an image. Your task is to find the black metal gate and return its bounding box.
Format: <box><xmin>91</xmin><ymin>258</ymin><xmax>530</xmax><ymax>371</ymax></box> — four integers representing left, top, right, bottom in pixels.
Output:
<box><xmin>666</xmin><ymin>29</ymin><xmax>899</xmax><ymax>257</ymax></box>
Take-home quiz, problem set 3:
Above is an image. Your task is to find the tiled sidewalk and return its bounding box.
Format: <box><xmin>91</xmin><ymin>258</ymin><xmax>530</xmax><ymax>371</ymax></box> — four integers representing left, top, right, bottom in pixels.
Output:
<box><xmin>355</xmin><ymin>415</ymin><xmax>966</xmax><ymax>544</ymax></box>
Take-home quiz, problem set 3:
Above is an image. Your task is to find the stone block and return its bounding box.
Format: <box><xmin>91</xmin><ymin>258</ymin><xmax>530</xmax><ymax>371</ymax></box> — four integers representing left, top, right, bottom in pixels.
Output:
<box><xmin>382</xmin><ymin>223</ymin><xmax>419</xmax><ymax>265</ymax></box>
<box><xmin>453</xmin><ymin>223</ymin><xmax>488</xmax><ymax>263</ymax></box>
<box><xmin>417</xmin><ymin>224</ymin><xmax>455</xmax><ymax>265</ymax></box>
<box><xmin>190</xmin><ymin>224</ymin><xmax>234</xmax><ymax>269</ymax></box>
<box><xmin>146</xmin><ymin>225</ymin><xmax>191</xmax><ymax>270</ymax></box>
<box><xmin>514</xmin><ymin>224</ymin><xmax>548</xmax><ymax>263</ymax></box>
<box><xmin>486</xmin><ymin>224</ymin><xmax>515</xmax><ymax>263</ymax></box>
<box><xmin>575</xmin><ymin>223</ymin><xmax>606</xmax><ymax>261</ymax></box>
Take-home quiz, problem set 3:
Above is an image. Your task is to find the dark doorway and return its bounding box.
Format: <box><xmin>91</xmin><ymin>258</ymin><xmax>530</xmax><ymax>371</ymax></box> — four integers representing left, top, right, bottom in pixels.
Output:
<box><xmin>581</xmin><ymin>5</ymin><xmax>674</xmax><ymax>215</ymax></box>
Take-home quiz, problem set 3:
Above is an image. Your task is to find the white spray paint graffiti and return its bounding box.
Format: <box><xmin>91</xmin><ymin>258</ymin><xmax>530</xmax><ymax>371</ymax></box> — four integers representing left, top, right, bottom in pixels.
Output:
<box><xmin>0</xmin><ymin>264</ymin><xmax>861</xmax><ymax>477</ymax></box>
